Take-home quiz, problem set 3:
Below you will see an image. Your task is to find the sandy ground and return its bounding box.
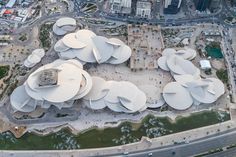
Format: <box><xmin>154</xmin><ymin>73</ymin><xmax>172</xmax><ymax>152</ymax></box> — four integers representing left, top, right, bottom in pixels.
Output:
<box><xmin>86</xmin><ymin>63</ymin><xmax>172</xmax><ymax>104</ymax></box>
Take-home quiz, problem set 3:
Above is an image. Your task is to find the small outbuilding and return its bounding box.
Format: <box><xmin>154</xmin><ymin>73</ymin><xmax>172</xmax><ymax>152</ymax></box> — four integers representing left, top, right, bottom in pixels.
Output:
<box><xmin>200</xmin><ymin>60</ymin><xmax>211</xmax><ymax>70</ymax></box>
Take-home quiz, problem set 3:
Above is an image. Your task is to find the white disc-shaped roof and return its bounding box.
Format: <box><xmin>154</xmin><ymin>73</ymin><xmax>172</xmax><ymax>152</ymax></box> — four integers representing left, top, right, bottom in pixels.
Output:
<box><xmin>24</xmin><ymin>59</ymin><xmax>35</xmax><ymax>68</ymax></box>
<box><xmin>184</xmin><ymin>47</ymin><xmax>197</xmax><ymax>60</ymax></box>
<box><xmin>167</xmin><ymin>55</ymin><xmax>198</xmax><ymax>76</ymax></box>
<box><xmin>163</xmin><ymin>82</ymin><xmax>193</xmax><ymax>110</ymax></box>
<box><xmin>176</xmin><ymin>49</ymin><xmax>193</xmax><ymax>60</ymax></box>
<box><xmin>72</xmin><ymin>70</ymin><xmax>92</xmax><ymax>100</ymax></box>
<box><xmin>41</xmin><ymin>101</ymin><xmax>52</xmax><ymax>109</ymax></box>
<box><xmin>32</xmin><ymin>49</ymin><xmax>45</xmax><ymax>58</ymax></box>
<box><xmin>187</xmin><ymin>78</ymin><xmax>225</xmax><ymax>104</ymax></box>
<box><xmin>85</xmin><ymin>99</ymin><xmax>106</xmax><ymax>110</ymax></box>
<box><xmin>104</xmin><ymin>81</ymin><xmax>140</xmax><ymax>104</ymax></box>
<box><xmin>58</xmin><ymin>49</ymin><xmax>77</xmax><ymax>59</ymax></box>
<box><xmin>55</xmin><ymin>29</ymin><xmax>132</xmax><ymax>65</ymax></box>
<box><xmin>53</xmin><ymin>24</ymin><xmax>67</xmax><ymax>36</ymax></box>
<box><xmin>75</xmin><ymin>47</ymin><xmax>96</xmax><ymax>63</ymax></box>
<box><xmin>24</xmin><ymin>82</ymin><xmax>43</xmax><ymax>100</ymax></box>
<box><xmin>26</xmin><ymin>62</ymin><xmax>83</xmax><ymax>103</ymax></box>
<box><xmin>21</xmin><ymin>103</ymin><xmax>36</xmax><ymax>112</ymax></box>
<box><xmin>119</xmin><ymin>89</ymin><xmax>147</xmax><ymax>112</ymax></box>
<box><xmin>103</xmin><ymin>81</ymin><xmax>121</xmax><ymax>103</ymax></box>
<box><xmin>67</xmin><ymin>59</ymin><xmax>83</xmax><ymax>69</ymax></box>
<box><xmin>186</xmin><ymin>80</ymin><xmax>215</xmax><ymax>104</ymax></box>
<box><xmin>105</xmin><ymin>101</ymin><xmax>133</xmax><ymax>113</ymax></box>
<box><xmin>54</xmin><ymin>39</ymin><xmax>70</xmax><ymax>52</ymax></box>
<box><xmin>25</xmin><ymin>98</ymin><xmax>37</xmax><ymax>111</ymax></box>
<box><xmin>10</xmin><ymin>85</ymin><xmax>35</xmax><ymax>112</ymax></box>
<box><xmin>108</xmin><ymin>45</ymin><xmax>132</xmax><ymax>64</ymax></box>
<box><xmin>92</xmin><ymin>36</ymin><xmax>114</xmax><ymax>63</ymax></box>
<box><xmin>74</xmin><ymin>30</ymin><xmax>97</xmax><ymax>63</ymax></box>
<box><xmin>83</xmin><ymin>76</ymin><xmax>109</xmax><ymax>101</ymax></box>
<box><xmin>75</xmin><ymin>29</ymin><xmax>96</xmax><ymax>39</ymax></box>
<box><xmin>56</xmin><ymin>17</ymin><xmax>76</xmax><ymax>27</ymax></box>
<box><xmin>49</xmin><ymin>59</ymin><xmax>72</xmax><ymax>68</ymax></box>
<box><xmin>118</xmin><ymin>81</ymin><xmax>139</xmax><ymax>101</ymax></box>
<box><xmin>158</xmin><ymin>56</ymin><xmax>170</xmax><ymax>71</ymax></box>
<box><xmin>194</xmin><ymin>68</ymin><xmax>201</xmax><ymax>78</ymax></box>
<box><xmin>60</xmin><ymin>25</ymin><xmax>76</xmax><ymax>32</ymax></box>
<box><xmin>162</xmin><ymin>48</ymin><xmax>176</xmax><ymax>57</ymax></box>
<box><xmin>62</xmin><ymin>33</ymin><xmax>87</xmax><ymax>49</ymax></box>
<box><xmin>106</xmin><ymin>38</ymin><xmax>124</xmax><ymax>46</ymax></box>
<box><xmin>27</xmin><ymin>54</ymin><xmax>41</xmax><ymax>64</ymax></box>
<box><xmin>205</xmin><ymin>78</ymin><xmax>225</xmax><ymax>98</ymax></box>
<box><xmin>173</xmin><ymin>74</ymin><xmax>197</xmax><ymax>87</ymax></box>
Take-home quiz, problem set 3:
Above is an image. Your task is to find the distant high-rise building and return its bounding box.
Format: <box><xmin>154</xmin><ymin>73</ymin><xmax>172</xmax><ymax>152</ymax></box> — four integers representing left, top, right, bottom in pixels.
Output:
<box><xmin>110</xmin><ymin>0</ymin><xmax>132</xmax><ymax>14</ymax></box>
<box><xmin>164</xmin><ymin>0</ymin><xmax>182</xmax><ymax>14</ymax></box>
<box><xmin>194</xmin><ymin>0</ymin><xmax>211</xmax><ymax>11</ymax></box>
<box><xmin>136</xmin><ymin>0</ymin><xmax>152</xmax><ymax>18</ymax></box>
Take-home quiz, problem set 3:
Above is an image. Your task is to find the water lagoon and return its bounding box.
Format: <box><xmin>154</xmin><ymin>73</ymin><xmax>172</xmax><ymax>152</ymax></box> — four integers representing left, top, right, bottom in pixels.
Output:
<box><xmin>0</xmin><ymin>110</ymin><xmax>230</xmax><ymax>150</ymax></box>
<box><xmin>205</xmin><ymin>46</ymin><xmax>223</xmax><ymax>59</ymax></box>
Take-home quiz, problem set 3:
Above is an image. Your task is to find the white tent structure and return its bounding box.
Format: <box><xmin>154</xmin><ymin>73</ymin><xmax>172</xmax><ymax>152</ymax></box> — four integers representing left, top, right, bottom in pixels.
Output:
<box><xmin>54</xmin><ymin>30</ymin><xmax>132</xmax><ymax>65</ymax></box>
<box><xmin>53</xmin><ymin>17</ymin><xmax>76</xmax><ymax>36</ymax></box>
<box><xmin>200</xmin><ymin>60</ymin><xmax>211</xmax><ymax>70</ymax></box>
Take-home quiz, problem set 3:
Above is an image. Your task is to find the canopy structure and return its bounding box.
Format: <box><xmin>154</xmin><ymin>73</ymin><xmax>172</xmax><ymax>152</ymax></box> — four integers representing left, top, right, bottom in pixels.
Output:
<box><xmin>53</xmin><ymin>17</ymin><xmax>76</xmax><ymax>36</ymax></box>
<box><xmin>54</xmin><ymin>29</ymin><xmax>132</xmax><ymax>65</ymax></box>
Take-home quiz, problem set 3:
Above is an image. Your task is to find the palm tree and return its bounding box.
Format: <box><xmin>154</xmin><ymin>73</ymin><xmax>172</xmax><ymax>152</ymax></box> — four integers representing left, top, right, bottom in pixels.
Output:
<box><xmin>13</xmin><ymin>55</ymin><xmax>16</xmax><ymax>62</ymax></box>
<box><xmin>3</xmin><ymin>53</ymin><xmax>6</xmax><ymax>61</ymax></box>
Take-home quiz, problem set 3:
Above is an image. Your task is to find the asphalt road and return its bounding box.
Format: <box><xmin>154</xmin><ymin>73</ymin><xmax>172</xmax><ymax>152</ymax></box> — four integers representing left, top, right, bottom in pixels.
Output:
<box><xmin>106</xmin><ymin>129</ymin><xmax>236</xmax><ymax>157</ymax></box>
<box><xmin>0</xmin><ymin>1</ymin><xmax>235</xmax><ymax>157</ymax></box>
<box><xmin>205</xmin><ymin>147</ymin><xmax>236</xmax><ymax>157</ymax></box>
<box><xmin>73</xmin><ymin>0</ymin><xmax>236</xmax><ymax>28</ymax></box>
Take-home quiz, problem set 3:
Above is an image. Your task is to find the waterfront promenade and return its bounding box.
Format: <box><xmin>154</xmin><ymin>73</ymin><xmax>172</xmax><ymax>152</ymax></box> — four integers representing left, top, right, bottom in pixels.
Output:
<box><xmin>1</xmin><ymin>115</ymin><xmax>236</xmax><ymax>157</ymax></box>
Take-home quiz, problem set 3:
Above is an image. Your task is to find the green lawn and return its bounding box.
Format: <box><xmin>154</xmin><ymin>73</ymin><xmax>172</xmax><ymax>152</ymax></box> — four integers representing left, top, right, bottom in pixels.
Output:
<box><xmin>39</xmin><ymin>23</ymin><xmax>53</xmax><ymax>50</ymax></box>
<box><xmin>0</xmin><ymin>65</ymin><xmax>10</xmax><ymax>79</ymax></box>
<box><xmin>216</xmin><ymin>69</ymin><xmax>228</xmax><ymax>84</ymax></box>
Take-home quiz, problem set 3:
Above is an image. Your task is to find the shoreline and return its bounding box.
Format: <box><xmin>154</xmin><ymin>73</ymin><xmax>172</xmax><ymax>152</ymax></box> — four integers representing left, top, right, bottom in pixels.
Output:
<box><xmin>22</xmin><ymin>108</ymin><xmax>230</xmax><ymax>138</ymax></box>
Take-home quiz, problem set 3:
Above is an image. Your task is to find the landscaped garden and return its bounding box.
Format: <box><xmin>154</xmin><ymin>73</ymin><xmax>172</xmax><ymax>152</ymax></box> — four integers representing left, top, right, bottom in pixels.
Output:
<box><xmin>216</xmin><ymin>69</ymin><xmax>228</xmax><ymax>84</ymax></box>
<box><xmin>0</xmin><ymin>65</ymin><xmax>10</xmax><ymax>79</ymax></box>
<box><xmin>39</xmin><ymin>23</ymin><xmax>53</xmax><ymax>50</ymax></box>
